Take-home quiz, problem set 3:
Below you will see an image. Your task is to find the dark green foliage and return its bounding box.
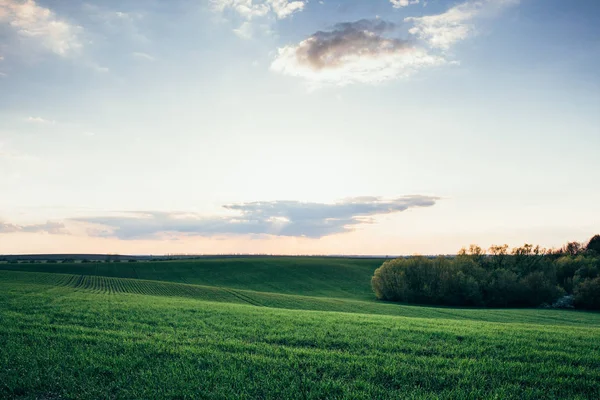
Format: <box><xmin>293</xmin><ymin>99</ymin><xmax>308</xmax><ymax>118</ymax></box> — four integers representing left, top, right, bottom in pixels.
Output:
<box><xmin>586</xmin><ymin>234</ymin><xmax>600</xmax><ymax>255</ymax></box>
<box><xmin>574</xmin><ymin>277</ymin><xmax>600</xmax><ymax>309</ymax></box>
<box><xmin>373</xmin><ymin>236</ymin><xmax>600</xmax><ymax>309</ymax></box>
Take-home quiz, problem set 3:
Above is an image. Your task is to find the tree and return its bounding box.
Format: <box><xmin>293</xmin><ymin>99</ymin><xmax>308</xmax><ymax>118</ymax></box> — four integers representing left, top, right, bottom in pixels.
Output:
<box><xmin>563</xmin><ymin>242</ymin><xmax>583</xmax><ymax>256</ymax></box>
<box><xmin>573</xmin><ymin>277</ymin><xmax>600</xmax><ymax>310</ymax></box>
<box><xmin>489</xmin><ymin>244</ymin><xmax>509</xmax><ymax>269</ymax></box>
<box><xmin>586</xmin><ymin>235</ymin><xmax>600</xmax><ymax>255</ymax></box>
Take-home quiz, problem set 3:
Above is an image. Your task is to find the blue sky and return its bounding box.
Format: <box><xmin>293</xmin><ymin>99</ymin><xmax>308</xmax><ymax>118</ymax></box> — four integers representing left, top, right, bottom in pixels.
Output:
<box><xmin>0</xmin><ymin>0</ymin><xmax>599</xmax><ymax>255</ymax></box>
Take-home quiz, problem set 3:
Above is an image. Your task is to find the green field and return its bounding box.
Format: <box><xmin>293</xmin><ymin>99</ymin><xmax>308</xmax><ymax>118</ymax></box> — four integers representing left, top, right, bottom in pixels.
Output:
<box><xmin>0</xmin><ymin>257</ymin><xmax>383</xmax><ymax>300</ymax></box>
<box><xmin>1</xmin><ymin>258</ymin><xmax>599</xmax><ymax>399</ymax></box>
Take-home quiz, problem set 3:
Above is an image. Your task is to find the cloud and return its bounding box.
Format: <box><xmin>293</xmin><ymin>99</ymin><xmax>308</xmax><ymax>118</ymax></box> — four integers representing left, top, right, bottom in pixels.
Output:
<box><xmin>75</xmin><ymin>195</ymin><xmax>439</xmax><ymax>240</ymax></box>
<box><xmin>271</xmin><ymin>19</ymin><xmax>446</xmax><ymax>86</ymax></box>
<box><xmin>405</xmin><ymin>0</ymin><xmax>519</xmax><ymax>50</ymax></box>
<box><xmin>84</xmin><ymin>5</ymin><xmax>149</xmax><ymax>45</ymax></box>
<box><xmin>268</xmin><ymin>0</ymin><xmax>305</xmax><ymax>19</ymax></box>
<box><xmin>390</xmin><ymin>0</ymin><xmax>419</xmax><ymax>8</ymax></box>
<box><xmin>132</xmin><ymin>51</ymin><xmax>155</xmax><ymax>61</ymax></box>
<box><xmin>213</xmin><ymin>0</ymin><xmax>305</xmax><ymax>20</ymax></box>
<box><xmin>27</xmin><ymin>116</ymin><xmax>56</xmax><ymax>124</ymax></box>
<box><xmin>0</xmin><ymin>221</ymin><xmax>67</xmax><ymax>235</ymax></box>
<box><xmin>0</xmin><ymin>0</ymin><xmax>82</xmax><ymax>56</ymax></box>
<box><xmin>213</xmin><ymin>0</ymin><xmax>305</xmax><ymax>38</ymax></box>
<box><xmin>272</xmin><ymin>1</ymin><xmax>520</xmax><ymax>86</ymax></box>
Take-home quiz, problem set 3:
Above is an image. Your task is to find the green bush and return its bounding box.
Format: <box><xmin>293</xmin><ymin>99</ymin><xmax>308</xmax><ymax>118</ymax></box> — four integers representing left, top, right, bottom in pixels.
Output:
<box><xmin>574</xmin><ymin>278</ymin><xmax>600</xmax><ymax>309</ymax></box>
<box><xmin>373</xmin><ymin>236</ymin><xmax>600</xmax><ymax>309</ymax></box>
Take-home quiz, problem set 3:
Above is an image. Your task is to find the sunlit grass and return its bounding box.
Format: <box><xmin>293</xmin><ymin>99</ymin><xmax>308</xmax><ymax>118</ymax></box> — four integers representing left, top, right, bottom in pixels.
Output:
<box><xmin>1</xmin><ymin>271</ymin><xmax>599</xmax><ymax>399</ymax></box>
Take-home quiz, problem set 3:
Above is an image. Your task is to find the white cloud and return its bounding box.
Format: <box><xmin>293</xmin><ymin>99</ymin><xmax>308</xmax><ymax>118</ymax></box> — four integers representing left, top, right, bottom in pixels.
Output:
<box><xmin>75</xmin><ymin>195</ymin><xmax>440</xmax><ymax>239</ymax></box>
<box><xmin>390</xmin><ymin>0</ymin><xmax>419</xmax><ymax>9</ymax></box>
<box><xmin>0</xmin><ymin>220</ymin><xmax>67</xmax><ymax>235</ymax></box>
<box><xmin>132</xmin><ymin>51</ymin><xmax>155</xmax><ymax>61</ymax></box>
<box><xmin>213</xmin><ymin>0</ymin><xmax>305</xmax><ymax>20</ymax></box>
<box><xmin>233</xmin><ymin>21</ymin><xmax>253</xmax><ymax>38</ymax></box>
<box><xmin>213</xmin><ymin>0</ymin><xmax>305</xmax><ymax>38</ymax></box>
<box><xmin>406</xmin><ymin>0</ymin><xmax>519</xmax><ymax>50</ymax></box>
<box><xmin>271</xmin><ymin>19</ymin><xmax>446</xmax><ymax>86</ymax></box>
<box><xmin>0</xmin><ymin>0</ymin><xmax>82</xmax><ymax>56</ymax></box>
<box><xmin>213</xmin><ymin>0</ymin><xmax>268</xmax><ymax>19</ymax></box>
<box><xmin>268</xmin><ymin>0</ymin><xmax>305</xmax><ymax>19</ymax></box>
<box><xmin>27</xmin><ymin>116</ymin><xmax>56</xmax><ymax>124</ymax></box>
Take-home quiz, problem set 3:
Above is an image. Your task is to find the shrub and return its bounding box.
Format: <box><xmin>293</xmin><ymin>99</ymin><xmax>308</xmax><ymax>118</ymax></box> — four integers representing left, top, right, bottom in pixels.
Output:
<box><xmin>372</xmin><ymin>235</ymin><xmax>600</xmax><ymax>309</ymax></box>
<box><xmin>573</xmin><ymin>278</ymin><xmax>600</xmax><ymax>310</ymax></box>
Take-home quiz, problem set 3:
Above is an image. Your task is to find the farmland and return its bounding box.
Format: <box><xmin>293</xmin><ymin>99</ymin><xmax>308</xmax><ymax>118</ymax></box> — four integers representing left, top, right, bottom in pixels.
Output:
<box><xmin>1</xmin><ymin>258</ymin><xmax>599</xmax><ymax>399</ymax></box>
<box><xmin>0</xmin><ymin>257</ymin><xmax>383</xmax><ymax>300</ymax></box>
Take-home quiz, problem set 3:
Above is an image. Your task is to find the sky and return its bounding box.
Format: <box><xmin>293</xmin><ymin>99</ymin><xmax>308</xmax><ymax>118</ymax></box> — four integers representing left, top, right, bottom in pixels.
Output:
<box><xmin>0</xmin><ymin>0</ymin><xmax>599</xmax><ymax>255</ymax></box>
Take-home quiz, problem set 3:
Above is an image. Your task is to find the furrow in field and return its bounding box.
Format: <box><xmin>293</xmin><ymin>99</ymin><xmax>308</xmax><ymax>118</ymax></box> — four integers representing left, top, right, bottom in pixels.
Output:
<box><xmin>222</xmin><ymin>288</ymin><xmax>263</xmax><ymax>307</ymax></box>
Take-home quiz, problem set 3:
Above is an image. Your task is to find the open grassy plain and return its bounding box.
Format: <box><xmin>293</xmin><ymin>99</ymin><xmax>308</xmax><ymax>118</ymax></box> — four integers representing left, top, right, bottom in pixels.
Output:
<box><xmin>0</xmin><ymin>257</ymin><xmax>382</xmax><ymax>300</ymax></box>
<box><xmin>1</xmin><ymin>258</ymin><xmax>599</xmax><ymax>399</ymax></box>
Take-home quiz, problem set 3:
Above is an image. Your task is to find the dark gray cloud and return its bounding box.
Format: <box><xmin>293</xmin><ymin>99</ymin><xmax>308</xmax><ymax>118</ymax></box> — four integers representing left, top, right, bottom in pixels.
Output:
<box><xmin>291</xmin><ymin>19</ymin><xmax>406</xmax><ymax>70</ymax></box>
<box><xmin>271</xmin><ymin>19</ymin><xmax>446</xmax><ymax>85</ymax></box>
<box><xmin>0</xmin><ymin>221</ymin><xmax>67</xmax><ymax>234</ymax></box>
<box><xmin>75</xmin><ymin>195</ymin><xmax>439</xmax><ymax>240</ymax></box>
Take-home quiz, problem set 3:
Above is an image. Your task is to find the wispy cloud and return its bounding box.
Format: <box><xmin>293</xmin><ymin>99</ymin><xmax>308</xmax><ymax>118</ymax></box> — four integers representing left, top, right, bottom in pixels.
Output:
<box><xmin>267</xmin><ymin>0</ymin><xmax>305</xmax><ymax>19</ymax></box>
<box><xmin>27</xmin><ymin>116</ymin><xmax>56</xmax><ymax>124</ymax></box>
<box><xmin>406</xmin><ymin>0</ymin><xmax>520</xmax><ymax>50</ymax></box>
<box><xmin>0</xmin><ymin>0</ymin><xmax>82</xmax><ymax>56</ymax></box>
<box><xmin>213</xmin><ymin>0</ymin><xmax>305</xmax><ymax>38</ymax></box>
<box><xmin>271</xmin><ymin>19</ymin><xmax>446</xmax><ymax>86</ymax></box>
<box><xmin>84</xmin><ymin>5</ymin><xmax>148</xmax><ymax>44</ymax></box>
<box><xmin>75</xmin><ymin>196</ymin><xmax>439</xmax><ymax>240</ymax></box>
<box><xmin>132</xmin><ymin>51</ymin><xmax>155</xmax><ymax>61</ymax></box>
<box><xmin>213</xmin><ymin>0</ymin><xmax>305</xmax><ymax>20</ymax></box>
<box><xmin>0</xmin><ymin>221</ymin><xmax>67</xmax><ymax>235</ymax></box>
<box><xmin>390</xmin><ymin>0</ymin><xmax>419</xmax><ymax>9</ymax></box>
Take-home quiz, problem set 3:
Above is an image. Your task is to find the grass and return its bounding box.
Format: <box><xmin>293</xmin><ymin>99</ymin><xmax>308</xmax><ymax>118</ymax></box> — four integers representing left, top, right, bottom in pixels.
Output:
<box><xmin>1</xmin><ymin>259</ymin><xmax>599</xmax><ymax>399</ymax></box>
<box><xmin>0</xmin><ymin>257</ymin><xmax>383</xmax><ymax>300</ymax></box>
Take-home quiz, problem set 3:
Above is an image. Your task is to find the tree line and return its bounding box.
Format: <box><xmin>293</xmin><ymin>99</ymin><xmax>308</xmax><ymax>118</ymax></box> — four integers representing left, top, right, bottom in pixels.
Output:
<box><xmin>371</xmin><ymin>235</ymin><xmax>600</xmax><ymax>310</ymax></box>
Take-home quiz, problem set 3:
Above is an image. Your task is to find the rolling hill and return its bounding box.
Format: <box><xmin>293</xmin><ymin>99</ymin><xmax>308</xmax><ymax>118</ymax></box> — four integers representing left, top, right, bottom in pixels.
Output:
<box><xmin>1</xmin><ymin>257</ymin><xmax>599</xmax><ymax>399</ymax></box>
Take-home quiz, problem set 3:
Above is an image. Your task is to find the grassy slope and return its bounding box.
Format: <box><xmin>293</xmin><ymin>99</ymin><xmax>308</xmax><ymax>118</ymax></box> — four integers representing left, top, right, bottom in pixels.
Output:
<box><xmin>1</xmin><ymin>278</ymin><xmax>599</xmax><ymax>399</ymax></box>
<box><xmin>0</xmin><ymin>257</ymin><xmax>383</xmax><ymax>300</ymax></box>
<box><xmin>1</xmin><ymin>259</ymin><xmax>600</xmax><ymax>399</ymax></box>
<box><xmin>3</xmin><ymin>269</ymin><xmax>600</xmax><ymax>326</ymax></box>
